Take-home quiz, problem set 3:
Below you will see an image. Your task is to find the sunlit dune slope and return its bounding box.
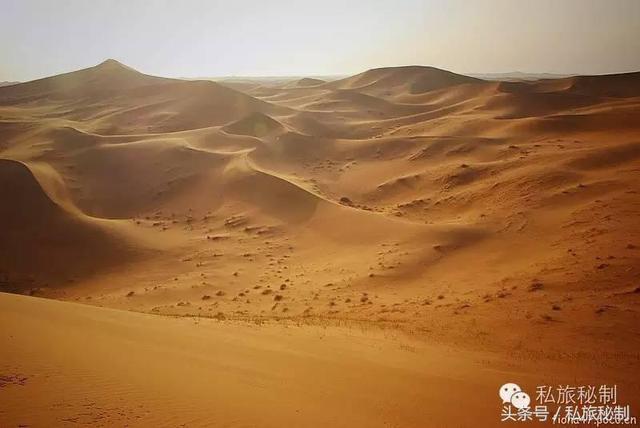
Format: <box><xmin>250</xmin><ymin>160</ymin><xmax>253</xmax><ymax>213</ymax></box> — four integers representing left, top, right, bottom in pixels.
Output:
<box><xmin>3</xmin><ymin>292</ymin><xmax>638</xmax><ymax>427</ymax></box>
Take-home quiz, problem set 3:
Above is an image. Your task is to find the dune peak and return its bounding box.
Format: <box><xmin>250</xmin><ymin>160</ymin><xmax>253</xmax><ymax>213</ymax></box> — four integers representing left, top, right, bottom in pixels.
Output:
<box><xmin>94</xmin><ymin>58</ymin><xmax>137</xmax><ymax>73</ymax></box>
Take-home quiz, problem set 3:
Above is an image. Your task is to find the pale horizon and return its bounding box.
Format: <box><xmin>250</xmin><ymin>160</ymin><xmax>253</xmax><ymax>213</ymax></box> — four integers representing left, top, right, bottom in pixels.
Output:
<box><xmin>2</xmin><ymin>0</ymin><xmax>640</xmax><ymax>82</ymax></box>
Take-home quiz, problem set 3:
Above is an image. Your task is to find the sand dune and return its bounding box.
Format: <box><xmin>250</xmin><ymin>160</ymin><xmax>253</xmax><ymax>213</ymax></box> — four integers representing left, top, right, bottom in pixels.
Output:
<box><xmin>1</xmin><ymin>60</ymin><xmax>639</xmax><ymax>426</ymax></box>
<box><xmin>0</xmin><ymin>158</ymin><xmax>151</xmax><ymax>293</ymax></box>
<box><xmin>0</xmin><ymin>59</ymin><xmax>164</xmax><ymax>102</ymax></box>
<box><xmin>323</xmin><ymin>65</ymin><xmax>481</xmax><ymax>97</ymax></box>
<box><xmin>222</xmin><ymin>112</ymin><xmax>286</xmax><ymax>137</ymax></box>
<box><xmin>8</xmin><ymin>292</ymin><xmax>636</xmax><ymax>427</ymax></box>
<box><xmin>0</xmin><ymin>60</ymin><xmax>289</xmax><ymax>134</ymax></box>
<box><xmin>528</xmin><ymin>71</ymin><xmax>640</xmax><ymax>98</ymax></box>
<box><xmin>293</xmin><ymin>77</ymin><xmax>326</xmax><ymax>87</ymax></box>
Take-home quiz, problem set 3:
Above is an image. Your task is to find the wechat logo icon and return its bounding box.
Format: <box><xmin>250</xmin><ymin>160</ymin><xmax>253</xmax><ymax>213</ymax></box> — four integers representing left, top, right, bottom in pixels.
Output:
<box><xmin>499</xmin><ymin>383</ymin><xmax>531</xmax><ymax>410</ymax></box>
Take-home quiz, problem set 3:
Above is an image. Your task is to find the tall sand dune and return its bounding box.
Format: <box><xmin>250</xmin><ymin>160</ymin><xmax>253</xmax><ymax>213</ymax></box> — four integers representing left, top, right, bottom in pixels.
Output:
<box><xmin>324</xmin><ymin>65</ymin><xmax>482</xmax><ymax>97</ymax></box>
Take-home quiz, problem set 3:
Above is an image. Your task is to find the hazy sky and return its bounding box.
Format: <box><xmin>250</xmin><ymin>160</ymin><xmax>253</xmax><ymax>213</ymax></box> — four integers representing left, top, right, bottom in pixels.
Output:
<box><xmin>1</xmin><ymin>0</ymin><xmax>639</xmax><ymax>81</ymax></box>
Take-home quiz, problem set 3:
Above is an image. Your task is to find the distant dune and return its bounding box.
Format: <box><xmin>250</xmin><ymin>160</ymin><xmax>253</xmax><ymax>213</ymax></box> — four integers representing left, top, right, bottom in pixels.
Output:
<box><xmin>293</xmin><ymin>77</ymin><xmax>326</xmax><ymax>87</ymax></box>
<box><xmin>469</xmin><ymin>71</ymin><xmax>572</xmax><ymax>81</ymax></box>
<box><xmin>1</xmin><ymin>59</ymin><xmax>639</xmax><ymax>426</ymax></box>
<box><xmin>324</xmin><ymin>65</ymin><xmax>482</xmax><ymax>96</ymax></box>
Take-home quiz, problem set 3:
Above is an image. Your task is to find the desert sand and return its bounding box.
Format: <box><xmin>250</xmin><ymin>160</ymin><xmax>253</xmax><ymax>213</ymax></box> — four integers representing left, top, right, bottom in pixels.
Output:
<box><xmin>1</xmin><ymin>59</ymin><xmax>639</xmax><ymax>426</ymax></box>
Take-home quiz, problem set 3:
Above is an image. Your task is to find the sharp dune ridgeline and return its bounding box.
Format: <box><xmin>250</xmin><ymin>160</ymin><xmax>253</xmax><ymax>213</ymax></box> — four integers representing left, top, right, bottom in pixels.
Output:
<box><xmin>1</xmin><ymin>59</ymin><xmax>639</xmax><ymax>426</ymax></box>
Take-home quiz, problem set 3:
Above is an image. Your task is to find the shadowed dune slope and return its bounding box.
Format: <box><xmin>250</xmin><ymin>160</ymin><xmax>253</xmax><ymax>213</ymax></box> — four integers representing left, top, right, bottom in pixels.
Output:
<box><xmin>222</xmin><ymin>112</ymin><xmax>285</xmax><ymax>137</ymax></box>
<box><xmin>0</xmin><ymin>159</ymin><xmax>142</xmax><ymax>290</ymax></box>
